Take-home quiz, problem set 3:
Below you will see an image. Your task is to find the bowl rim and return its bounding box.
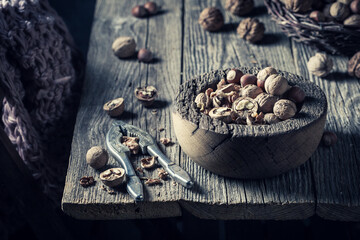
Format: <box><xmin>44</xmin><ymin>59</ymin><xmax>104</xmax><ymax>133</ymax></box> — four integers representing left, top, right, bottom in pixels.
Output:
<box><xmin>174</xmin><ymin>66</ymin><xmax>328</xmax><ymax>138</ymax></box>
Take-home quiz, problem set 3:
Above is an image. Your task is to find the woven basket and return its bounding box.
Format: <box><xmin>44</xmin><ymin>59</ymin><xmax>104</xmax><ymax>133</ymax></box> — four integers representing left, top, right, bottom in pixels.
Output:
<box><xmin>264</xmin><ymin>0</ymin><xmax>360</xmax><ymax>56</ymax></box>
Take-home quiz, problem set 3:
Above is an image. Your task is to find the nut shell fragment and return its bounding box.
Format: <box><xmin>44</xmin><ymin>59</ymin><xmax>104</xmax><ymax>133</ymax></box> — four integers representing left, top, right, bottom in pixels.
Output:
<box><xmin>103</xmin><ymin>97</ymin><xmax>125</xmax><ymax>117</ymax></box>
<box><xmin>160</xmin><ymin>137</ymin><xmax>172</xmax><ymax>146</ymax></box>
<box><xmin>135</xmin><ymin>86</ymin><xmax>158</xmax><ymax>106</ymax></box>
<box><xmin>122</xmin><ymin>136</ymin><xmax>140</xmax><ymax>155</ymax></box>
<box><xmin>140</xmin><ymin>156</ymin><xmax>157</xmax><ymax>169</ymax></box>
<box><xmin>100</xmin><ymin>168</ymin><xmax>126</xmax><ymax>187</ymax></box>
<box><xmin>79</xmin><ymin>176</ymin><xmax>95</xmax><ymax>187</ymax></box>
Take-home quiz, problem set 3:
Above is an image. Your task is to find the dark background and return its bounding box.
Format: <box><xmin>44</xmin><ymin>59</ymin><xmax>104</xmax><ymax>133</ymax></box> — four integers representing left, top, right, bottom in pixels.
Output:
<box><xmin>4</xmin><ymin>0</ymin><xmax>359</xmax><ymax>239</ymax></box>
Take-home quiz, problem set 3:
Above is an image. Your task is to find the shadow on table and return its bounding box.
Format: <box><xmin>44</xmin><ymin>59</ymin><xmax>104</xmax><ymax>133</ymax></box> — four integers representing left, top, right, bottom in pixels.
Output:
<box><xmin>323</xmin><ymin>71</ymin><xmax>359</xmax><ymax>82</ymax></box>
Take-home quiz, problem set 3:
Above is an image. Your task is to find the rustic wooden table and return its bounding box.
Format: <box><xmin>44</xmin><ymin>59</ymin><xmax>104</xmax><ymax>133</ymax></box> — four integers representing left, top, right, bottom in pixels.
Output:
<box><xmin>61</xmin><ymin>0</ymin><xmax>360</xmax><ymax>221</ymax></box>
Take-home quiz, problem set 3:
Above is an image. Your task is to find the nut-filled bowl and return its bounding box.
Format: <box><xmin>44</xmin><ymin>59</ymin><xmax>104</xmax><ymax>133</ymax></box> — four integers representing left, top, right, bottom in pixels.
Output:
<box><xmin>173</xmin><ymin>67</ymin><xmax>327</xmax><ymax>179</ymax></box>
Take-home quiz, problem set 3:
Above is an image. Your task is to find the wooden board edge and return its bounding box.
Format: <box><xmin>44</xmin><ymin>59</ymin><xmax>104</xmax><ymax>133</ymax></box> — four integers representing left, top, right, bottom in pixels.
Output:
<box><xmin>179</xmin><ymin>200</ymin><xmax>315</xmax><ymax>220</ymax></box>
<box><xmin>61</xmin><ymin>200</ymin><xmax>182</xmax><ymax>220</ymax></box>
<box><xmin>316</xmin><ymin>204</ymin><xmax>360</xmax><ymax>221</ymax></box>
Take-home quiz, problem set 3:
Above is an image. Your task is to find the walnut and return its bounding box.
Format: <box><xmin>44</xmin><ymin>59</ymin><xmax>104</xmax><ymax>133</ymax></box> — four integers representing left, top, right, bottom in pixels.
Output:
<box><xmin>225</xmin><ymin>0</ymin><xmax>254</xmax><ymax>16</ymax></box>
<box><xmin>195</xmin><ymin>92</ymin><xmax>207</xmax><ymax>111</ymax></box>
<box><xmin>121</xmin><ymin>136</ymin><xmax>140</xmax><ymax>154</ymax></box>
<box><xmin>348</xmin><ymin>51</ymin><xmax>360</xmax><ymax>78</ymax></box>
<box><xmin>158</xmin><ymin>169</ymin><xmax>169</xmax><ymax>180</ymax></box>
<box><xmin>263</xmin><ymin>113</ymin><xmax>281</xmax><ymax>124</ymax></box>
<box><xmin>198</xmin><ymin>7</ymin><xmax>224</xmax><ymax>31</ymax></box>
<box><xmin>160</xmin><ymin>137</ymin><xmax>172</xmax><ymax>146</ymax></box>
<box><xmin>232</xmin><ymin>97</ymin><xmax>258</xmax><ymax>124</ymax></box>
<box><xmin>103</xmin><ymin>97</ymin><xmax>125</xmax><ymax>117</ymax></box>
<box><xmin>343</xmin><ymin>14</ymin><xmax>360</xmax><ymax>27</ymax></box>
<box><xmin>284</xmin><ymin>0</ymin><xmax>313</xmax><ymax>13</ymax></box>
<box><xmin>140</xmin><ymin>156</ymin><xmax>157</xmax><ymax>169</ymax></box>
<box><xmin>241</xmin><ymin>84</ymin><xmax>263</xmax><ymax>99</ymax></box>
<box><xmin>264</xmin><ymin>74</ymin><xmax>290</xmax><ymax>96</ymax></box>
<box><xmin>330</xmin><ymin>2</ymin><xmax>350</xmax><ymax>21</ymax></box>
<box><xmin>79</xmin><ymin>176</ymin><xmax>95</xmax><ymax>187</ymax></box>
<box><xmin>237</xmin><ymin>18</ymin><xmax>265</xmax><ymax>43</ymax></box>
<box><xmin>246</xmin><ymin>112</ymin><xmax>265</xmax><ymax>125</ymax></box>
<box><xmin>255</xmin><ymin>93</ymin><xmax>278</xmax><ymax>113</ymax></box>
<box><xmin>100</xmin><ymin>168</ymin><xmax>126</xmax><ymax>187</ymax></box>
<box><xmin>134</xmin><ymin>86</ymin><xmax>158</xmax><ymax>106</ymax></box>
<box><xmin>86</xmin><ymin>146</ymin><xmax>109</xmax><ymax>169</ymax></box>
<box><xmin>112</xmin><ymin>36</ymin><xmax>136</xmax><ymax>58</ymax></box>
<box><xmin>256</xmin><ymin>67</ymin><xmax>277</xmax><ymax>90</ymax></box>
<box><xmin>307</xmin><ymin>53</ymin><xmax>333</xmax><ymax>77</ymax></box>
<box><xmin>273</xmin><ymin>99</ymin><xmax>297</xmax><ymax>120</ymax></box>
<box><xmin>208</xmin><ymin>107</ymin><xmax>236</xmax><ymax>123</ymax></box>
<box><xmin>145</xmin><ymin>178</ymin><xmax>162</xmax><ymax>186</ymax></box>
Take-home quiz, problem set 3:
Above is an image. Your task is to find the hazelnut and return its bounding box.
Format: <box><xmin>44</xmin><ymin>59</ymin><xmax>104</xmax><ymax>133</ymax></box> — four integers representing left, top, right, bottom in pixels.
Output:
<box><xmin>195</xmin><ymin>92</ymin><xmax>207</xmax><ymax>111</ymax></box>
<box><xmin>227</xmin><ymin>69</ymin><xmax>243</xmax><ymax>84</ymax></box>
<box><xmin>132</xmin><ymin>5</ymin><xmax>148</xmax><ymax>18</ymax></box>
<box><xmin>100</xmin><ymin>168</ymin><xmax>126</xmax><ymax>187</ymax></box>
<box><xmin>198</xmin><ymin>7</ymin><xmax>224</xmax><ymax>32</ymax></box>
<box><xmin>310</xmin><ymin>10</ymin><xmax>326</xmax><ymax>21</ymax></box>
<box><xmin>137</xmin><ymin>48</ymin><xmax>153</xmax><ymax>62</ymax></box>
<box><xmin>263</xmin><ymin>113</ymin><xmax>281</xmax><ymax>124</ymax></box>
<box><xmin>284</xmin><ymin>0</ymin><xmax>313</xmax><ymax>13</ymax></box>
<box><xmin>255</xmin><ymin>93</ymin><xmax>278</xmax><ymax>113</ymax></box>
<box><xmin>344</xmin><ymin>14</ymin><xmax>360</xmax><ymax>27</ymax></box>
<box><xmin>208</xmin><ymin>107</ymin><xmax>235</xmax><ymax>123</ymax></box>
<box><xmin>103</xmin><ymin>97</ymin><xmax>125</xmax><ymax>117</ymax></box>
<box><xmin>237</xmin><ymin>18</ymin><xmax>265</xmax><ymax>43</ymax></box>
<box><xmin>240</xmin><ymin>74</ymin><xmax>257</xmax><ymax>87</ymax></box>
<box><xmin>285</xmin><ymin>86</ymin><xmax>306</xmax><ymax>103</ymax></box>
<box><xmin>330</xmin><ymin>2</ymin><xmax>350</xmax><ymax>21</ymax></box>
<box><xmin>242</xmin><ymin>84</ymin><xmax>263</xmax><ymax>98</ymax></box>
<box><xmin>79</xmin><ymin>176</ymin><xmax>95</xmax><ymax>187</ymax></box>
<box><xmin>264</xmin><ymin>74</ymin><xmax>290</xmax><ymax>96</ymax></box>
<box><xmin>144</xmin><ymin>2</ymin><xmax>158</xmax><ymax>15</ymax></box>
<box><xmin>112</xmin><ymin>36</ymin><xmax>136</xmax><ymax>58</ymax></box>
<box><xmin>351</xmin><ymin>0</ymin><xmax>360</xmax><ymax>13</ymax></box>
<box><xmin>321</xmin><ymin>131</ymin><xmax>337</xmax><ymax>147</ymax></box>
<box><xmin>273</xmin><ymin>99</ymin><xmax>297</xmax><ymax>120</ymax></box>
<box><xmin>134</xmin><ymin>86</ymin><xmax>158</xmax><ymax>106</ymax></box>
<box><xmin>307</xmin><ymin>53</ymin><xmax>333</xmax><ymax>77</ymax></box>
<box><xmin>257</xmin><ymin>67</ymin><xmax>278</xmax><ymax>90</ymax></box>
<box><xmin>225</xmin><ymin>0</ymin><xmax>254</xmax><ymax>16</ymax></box>
<box><xmin>348</xmin><ymin>51</ymin><xmax>360</xmax><ymax>78</ymax></box>
<box><xmin>121</xmin><ymin>136</ymin><xmax>140</xmax><ymax>154</ymax></box>
<box><xmin>140</xmin><ymin>156</ymin><xmax>157</xmax><ymax>169</ymax></box>
<box><xmin>86</xmin><ymin>146</ymin><xmax>108</xmax><ymax>169</ymax></box>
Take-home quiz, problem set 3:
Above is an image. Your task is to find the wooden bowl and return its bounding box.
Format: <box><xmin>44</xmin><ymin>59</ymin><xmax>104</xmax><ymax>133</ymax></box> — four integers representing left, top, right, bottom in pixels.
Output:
<box><xmin>173</xmin><ymin>67</ymin><xmax>327</xmax><ymax>179</ymax></box>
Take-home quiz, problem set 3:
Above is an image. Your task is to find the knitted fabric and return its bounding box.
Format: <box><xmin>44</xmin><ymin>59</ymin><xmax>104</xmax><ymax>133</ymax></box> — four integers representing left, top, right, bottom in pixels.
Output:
<box><xmin>0</xmin><ymin>0</ymin><xmax>83</xmax><ymax>202</ymax></box>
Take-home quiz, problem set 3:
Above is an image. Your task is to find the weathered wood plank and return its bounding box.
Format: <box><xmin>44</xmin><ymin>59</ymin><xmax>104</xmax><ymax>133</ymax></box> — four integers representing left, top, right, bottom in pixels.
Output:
<box><xmin>291</xmin><ymin>42</ymin><xmax>360</xmax><ymax>221</ymax></box>
<box><xmin>179</xmin><ymin>0</ymin><xmax>315</xmax><ymax>219</ymax></box>
<box><xmin>62</xmin><ymin>0</ymin><xmax>183</xmax><ymax>219</ymax></box>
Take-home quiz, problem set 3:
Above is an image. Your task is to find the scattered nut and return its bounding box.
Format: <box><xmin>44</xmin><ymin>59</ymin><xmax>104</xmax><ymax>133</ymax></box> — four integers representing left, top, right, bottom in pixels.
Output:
<box><xmin>140</xmin><ymin>156</ymin><xmax>157</xmax><ymax>169</ymax></box>
<box><xmin>198</xmin><ymin>7</ymin><xmax>224</xmax><ymax>31</ymax></box>
<box><xmin>145</xmin><ymin>178</ymin><xmax>162</xmax><ymax>186</ymax></box>
<box><xmin>160</xmin><ymin>137</ymin><xmax>172</xmax><ymax>146</ymax></box>
<box><xmin>144</xmin><ymin>1</ymin><xmax>158</xmax><ymax>15</ymax></box>
<box><xmin>257</xmin><ymin>67</ymin><xmax>277</xmax><ymax>90</ymax></box>
<box><xmin>135</xmin><ymin>86</ymin><xmax>158</xmax><ymax>106</ymax></box>
<box><xmin>121</xmin><ymin>136</ymin><xmax>140</xmax><ymax>154</ymax></box>
<box><xmin>286</xmin><ymin>86</ymin><xmax>306</xmax><ymax>103</ymax></box>
<box><xmin>255</xmin><ymin>93</ymin><xmax>278</xmax><ymax>113</ymax></box>
<box><xmin>112</xmin><ymin>37</ymin><xmax>136</xmax><ymax>58</ymax></box>
<box><xmin>344</xmin><ymin>14</ymin><xmax>360</xmax><ymax>27</ymax></box>
<box><xmin>240</xmin><ymin>74</ymin><xmax>257</xmax><ymax>87</ymax></box>
<box><xmin>348</xmin><ymin>51</ymin><xmax>360</xmax><ymax>78</ymax></box>
<box><xmin>284</xmin><ymin>0</ymin><xmax>313</xmax><ymax>13</ymax></box>
<box><xmin>307</xmin><ymin>53</ymin><xmax>333</xmax><ymax>77</ymax></box>
<box><xmin>273</xmin><ymin>99</ymin><xmax>297</xmax><ymax>120</ymax></box>
<box><xmin>264</xmin><ymin>74</ymin><xmax>290</xmax><ymax>96</ymax></box>
<box><xmin>132</xmin><ymin>5</ymin><xmax>148</xmax><ymax>18</ymax></box>
<box><xmin>208</xmin><ymin>107</ymin><xmax>236</xmax><ymax>123</ymax></box>
<box><xmin>237</xmin><ymin>17</ymin><xmax>265</xmax><ymax>43</ymax></box>
<box><xmin>322</xmin><ymin>131</ymin><xmax>337</xmax><ymax>147</ymax></box>
<box><xmin>100</xmin><ymin>168</ymin><xmax>126</xmax><ymax>187</ymax></box>
<box><xmin>310</xmin><ymin>10</ymin><xmax>326</xmax><ymax>21</ymax></box>
<box><xmin>103</xmin><ymin>97</ymin><xmax>125</xmax><ymax>117</ymax></box>
<box><xmin>227</xmin><ymin>69</ymin><xmax>244</xmax><ymax>84</ymax></box>
<box><xmin>137</xmin><ymin>48</ymin><xmax>153</xmax><ymax>62</ymax></box>
<box><xmin>351</xmin><ymin>0</ymin><xmax>360</xmax><ymax>13</ymax></box>
<box><xmin>158</xmin><ymin>169</ymin><xmax>169</xmax><ymax>180</ymax></box>
<box><xmin>263</xmin><ymin>113</ymin><xmax>281</xmax><ymax>124</ymax></box>
<box><xmin>330</xmin><ymin>2</ymin><xmax>350</xmax><ymax>21</ymax></box>
<box><xmin>195</xmin><ymin>92</ymin><xmax>207</xmax><ymax>112</ymax></box>
<box><xmin>225</xmin><ymin>0</ymin><xmax>254</xmax><ymax>16</ymax></box>
<box><xmin>80</xmin><ymin>176</ymin><xmax>95</xmax><ymax>187</ymax></box>
<box><xmin>242</xmin><ymin>84</ymin><xmax>263</xmax><ymax>98</ymax></box>
<box><xmin>232</xmin><ymin>97</ymin><xmax>258</xmax><ymax>124</ymax></box>
<box><xmin>86</xmin><ymin>146</ymin><xmax>108</xmax><ymax>169</ymax></box>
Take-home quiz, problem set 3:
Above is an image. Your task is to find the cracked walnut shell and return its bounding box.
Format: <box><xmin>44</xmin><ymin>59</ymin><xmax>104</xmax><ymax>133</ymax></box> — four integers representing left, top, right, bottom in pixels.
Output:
<box><xmin>100</xmin><ymin>168</ymin><xmax>126</xmax><ymax>187</ymax></box>
<box><xmin>103</xmin><ymin>97</ymin><xmax>125</xmax><ymax>117</ymax></box>
<box><xmin>198</xmin><ymin>7</ymin><xmax>224</xmax><ymax>31</ymax></box>
<box><xmin>237</xmin><ymin>18</ymin><xmax>265</xmax><ymax>43</ymax></box>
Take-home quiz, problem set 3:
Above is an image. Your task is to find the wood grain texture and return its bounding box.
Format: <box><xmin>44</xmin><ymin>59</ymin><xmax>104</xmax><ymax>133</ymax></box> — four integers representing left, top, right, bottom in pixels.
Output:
<box><xmin>62</xmin><ymin>0</ymin><xmax>360</xmax><ymax>220</ymax></box>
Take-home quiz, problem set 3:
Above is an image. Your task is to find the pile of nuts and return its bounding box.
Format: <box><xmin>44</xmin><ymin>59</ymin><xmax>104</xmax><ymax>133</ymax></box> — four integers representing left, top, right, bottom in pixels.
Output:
<box><xmin>283</xmin><ymin>0</ymin><xmax>360</xmax><ymax>27</ymax></box>
<box><xmin>198</xmin><ymin>0</ymin><xmax>266</xmax><ymax>43</ymax></box>
<box><xmin>194</xmin><ymin>67</ymin><xmax>306</xmax><ymax>125</ymax></box>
